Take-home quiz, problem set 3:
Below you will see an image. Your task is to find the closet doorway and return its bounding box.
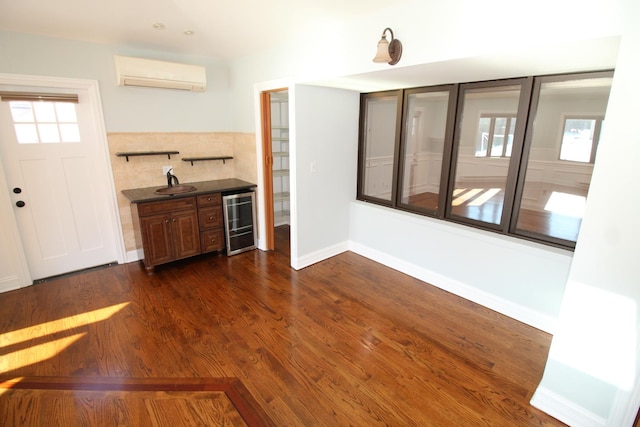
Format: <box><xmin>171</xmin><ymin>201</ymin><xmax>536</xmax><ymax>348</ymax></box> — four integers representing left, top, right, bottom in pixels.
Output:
<box><xmin>260</xmin><ymin>89</ymin><xmax>289</xmax><ymax>251</ymax></box>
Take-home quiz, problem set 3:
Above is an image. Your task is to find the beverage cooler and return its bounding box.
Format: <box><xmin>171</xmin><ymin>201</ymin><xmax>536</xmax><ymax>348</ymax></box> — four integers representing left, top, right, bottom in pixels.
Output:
<box><xmin>222</xmin><ymin>191</ymin><xmax>257</xmax><ymax>255</ymax></box>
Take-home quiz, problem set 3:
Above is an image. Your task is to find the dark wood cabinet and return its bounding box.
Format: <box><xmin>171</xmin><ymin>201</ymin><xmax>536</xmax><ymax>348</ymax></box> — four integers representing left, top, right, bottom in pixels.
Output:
<box><xmin>134</xmin><ymin>196</ymin><xmax>200</xmax><ymax>272</ymax></box>
<box><xmin>197</xmin><ymin>193</ymin><xmax>224</xmax><ymax>253</ymax></box>
<box><xmin>131</xmin><ymin>191</ymin><xmax>225</xmax><ymax>273</ymax></box>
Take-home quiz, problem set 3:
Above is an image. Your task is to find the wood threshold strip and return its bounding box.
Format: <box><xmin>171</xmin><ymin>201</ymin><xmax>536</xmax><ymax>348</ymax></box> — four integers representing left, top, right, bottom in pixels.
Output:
<box><xmin>0</xmin><ymin>376</ymin><xmax>275</xmax><ymax>427</ymax></box>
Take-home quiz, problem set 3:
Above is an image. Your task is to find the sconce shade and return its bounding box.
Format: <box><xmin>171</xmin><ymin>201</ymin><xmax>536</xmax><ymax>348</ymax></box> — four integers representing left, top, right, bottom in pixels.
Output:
<box><xmin>373</xmin><ymin>36</ymin><xmax>392</xmax><ymax>63</ymax></box>
<box><xmin>372</xmin><ymin>27</ymin><xmax>402</xmax><ymax>66</ymax></box>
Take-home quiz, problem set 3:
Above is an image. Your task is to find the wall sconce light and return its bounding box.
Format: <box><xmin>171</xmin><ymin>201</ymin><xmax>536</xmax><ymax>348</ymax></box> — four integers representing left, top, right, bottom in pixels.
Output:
<box><xmin>372</xmin><ymin>27</ymin><xmax>402</xmax><ymax>66</ymax></box>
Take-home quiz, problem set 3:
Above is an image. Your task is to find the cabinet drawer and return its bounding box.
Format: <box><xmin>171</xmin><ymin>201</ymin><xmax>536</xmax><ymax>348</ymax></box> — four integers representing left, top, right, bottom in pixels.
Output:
<box><xmin>198</xmin><ymin>206</ymin><xmax>223</xmax><ymax>229</ymax></box>
<box><xmin>138</xmin><ymin>197</ymin><xmax>197</xmax><ymax>216</ymax></box>
<box><xmin>197</xmin><ymin>193</ymin><xmax>221</xmax><ymax>207</ymax></box>
<box><xmin>200</xmin><ymin>229</ymin><xmax>224</xmax><ymax>253</ymax></box>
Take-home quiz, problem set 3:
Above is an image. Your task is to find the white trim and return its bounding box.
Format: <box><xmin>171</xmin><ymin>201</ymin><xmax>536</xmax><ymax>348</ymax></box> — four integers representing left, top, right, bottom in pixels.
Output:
<box><xmin>125</xmin><ymin>249</ymin><xmax>144</xmax><ymax>264</ymax></box>
<box><xmin>0</xmin><ymin>144</ymin><xmax>31</xmax><ymax>290</ymax></box>
<box><xmin>0</xmin><ymin>73</ymin><xmax>126</xmax><ymax>273</ymax></box>
<box><xmin>530</xmin><ymin>386</ymin><xmax>607</xmax><ymax>427</ymax></box>
<box><xmin>348</xmin><ymin>240</ymin><xmax>558</xmax><ymax>334</ymax></box>
<box><xmin>291</xmin><ymin>241</ymin><xmax>349</xmax><ymax>270</ymax></box>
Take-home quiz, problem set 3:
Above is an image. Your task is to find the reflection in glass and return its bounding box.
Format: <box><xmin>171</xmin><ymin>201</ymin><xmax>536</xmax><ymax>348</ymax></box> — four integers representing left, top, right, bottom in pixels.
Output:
<box><xmin>516</xmin><ymin>74</ymin><xmax>612</xmax><ymax>243</ymax></box>
<box><xmin>450</xmin><ymin>85</ymin><xmax>522</xmax><ymax>225</ymax></box>
<box><xmin>361</xmin><ymin>94</ymin><xmax>399</xmax><ymax>202</ymax></box>
<box><xmin>399</xmin><ymin>90</ymin><xmax>450</xmax><ymax>213</ymax></box>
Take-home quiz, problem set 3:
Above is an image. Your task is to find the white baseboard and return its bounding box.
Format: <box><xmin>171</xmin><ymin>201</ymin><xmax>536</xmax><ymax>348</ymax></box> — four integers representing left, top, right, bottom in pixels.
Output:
<box><xmin>291</xmin><ymin>241</ymin><xmax>349</xmax><ymax>270</ymax></box>
<box><xmin>348</xmin><ymin>240</ymin><xmax>557</xmax><ymax>334</ymax></box>
<box><xmin>531</xmin><ymin>386</ymin><xmax>607</xmax><ymax>427</ymax></box>
<box><xmin>125</xmin><ymin>249</ymin><xmax>143</xmax><ymax>264</ymax></box>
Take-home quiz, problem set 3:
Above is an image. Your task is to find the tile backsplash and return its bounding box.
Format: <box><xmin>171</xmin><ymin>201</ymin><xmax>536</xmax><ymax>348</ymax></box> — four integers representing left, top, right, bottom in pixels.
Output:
<box><xmin>108</xmin><ymin>132</ymin><xmax>257</xmax><ymax>255</ymax></box>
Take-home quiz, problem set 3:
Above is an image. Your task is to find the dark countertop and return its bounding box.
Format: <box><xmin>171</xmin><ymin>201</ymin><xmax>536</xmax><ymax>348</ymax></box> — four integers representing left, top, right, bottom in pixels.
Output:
<box><xmin>121</xmin><ymin>178</ymin><xmax>257</xmax><ymax>203</ymax></box>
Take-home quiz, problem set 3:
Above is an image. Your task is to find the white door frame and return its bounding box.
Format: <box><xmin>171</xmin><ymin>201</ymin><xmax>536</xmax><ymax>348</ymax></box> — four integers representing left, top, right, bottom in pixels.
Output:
<box><xmin>0</xmin><ymin>73</ymin><xmax>126</xmax><ymax>289</ymax></box>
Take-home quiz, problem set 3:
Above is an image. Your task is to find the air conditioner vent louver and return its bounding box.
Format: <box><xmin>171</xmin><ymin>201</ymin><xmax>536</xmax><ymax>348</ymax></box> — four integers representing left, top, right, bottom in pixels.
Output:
<box><xmin>114</xmin><ymin>55</ymin><xmax>206</xmax><ymax>92</ymax></box>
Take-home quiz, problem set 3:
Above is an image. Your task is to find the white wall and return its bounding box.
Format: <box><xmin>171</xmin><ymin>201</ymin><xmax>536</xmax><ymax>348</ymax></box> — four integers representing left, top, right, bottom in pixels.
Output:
<box><xmin>0</xmin><ymin>31</ymin><xmax>232</xmax><ymax>132</ymax></box>
<box><xmin>349</xmin><ymin>202</ymin><xmax>571</xmax><ymax>331</ymax></box>
<box><xmin>291</xmin><ymin>84</ymin><xmax>359</xmax><ymax>268</ymax></box>
<box><xmin>533</xmin><ymin>0</ymin><xmax>640</xmax><ymax>424</ymax></box>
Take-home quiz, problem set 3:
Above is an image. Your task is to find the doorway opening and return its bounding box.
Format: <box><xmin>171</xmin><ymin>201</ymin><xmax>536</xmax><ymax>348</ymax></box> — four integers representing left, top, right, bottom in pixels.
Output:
<box><xmin>260</xmin><ymin>89</ymin><xmax>289</xmax><ymax>252</ymax></box>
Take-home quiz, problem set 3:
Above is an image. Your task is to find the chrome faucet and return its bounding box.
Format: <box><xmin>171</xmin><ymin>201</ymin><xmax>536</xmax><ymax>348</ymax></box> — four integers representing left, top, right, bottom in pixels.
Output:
<box><xmin>167</xmin><ymin>169</ymin><xmax>179</xmax><ymax>187</ymax></box>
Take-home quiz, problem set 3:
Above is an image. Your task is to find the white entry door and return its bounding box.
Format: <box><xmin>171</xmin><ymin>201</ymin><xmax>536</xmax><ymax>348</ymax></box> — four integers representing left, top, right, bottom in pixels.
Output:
<box><xmin>0</xmin><ymin>85</ymin><xmax>118</xmax><ymax>280</ymax></box>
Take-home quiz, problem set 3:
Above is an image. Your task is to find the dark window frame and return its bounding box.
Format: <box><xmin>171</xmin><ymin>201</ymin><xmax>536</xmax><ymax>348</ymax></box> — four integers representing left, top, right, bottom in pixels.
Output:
<box><xmin>356</xmin><ymin>90</ymin><xmax>403</xmax><ymax>207</ymax></box>
<box><xmin>445</xmin><ymin>77</ymin><xmax>533</xmax><ymax>234</ymax></box>
<box><xmin>510</xmin><ymin>70</ymin><xmax>613</xmax><ymax>248</ymax></box>
<box><xmin>395</xmin><ymin>84</ymin><xmax>458</xmax><ymax>218</ymax></box>
<box><xmin>356</xmin><ymin>70</ymin><xmax>613</xmax><ymax>251</ymax></box>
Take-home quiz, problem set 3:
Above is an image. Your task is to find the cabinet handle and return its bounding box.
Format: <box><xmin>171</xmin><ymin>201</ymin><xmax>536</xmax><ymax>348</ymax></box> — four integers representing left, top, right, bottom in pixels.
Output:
<box><xmin>210</xmin><ymin>238</ymin><xmax>216</xmax><ymax>243</ymax></box>
<box><xmin>172</xmin><ymin>218</ymin><xmax>177</xmax><ymax>222</ymax></box>
<box><xmin>209</xmin><ymin>216</ymin><xmax>214</xmax><ymax>220</ymax></box>
<box><xmin>165</xmin><ymin>219</ymin><xmax>169</xmax><ymax>224</ymax></box>
<box><xmin>207</xmin><ymin>197</ymin><xmax>212</xmax><ymax>201</ymax></box>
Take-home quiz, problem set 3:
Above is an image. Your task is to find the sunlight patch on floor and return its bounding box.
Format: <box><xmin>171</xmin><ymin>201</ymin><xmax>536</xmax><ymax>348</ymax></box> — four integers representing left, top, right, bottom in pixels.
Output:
<box><xmin>0</xmin><ymin>302</ymin><xmax>129</xmax><ymax>374</ymax></box>
<box><xmin>544</xmin><ymin>191</ymin><xmax>586</xmax><ymax>218</ymax></box>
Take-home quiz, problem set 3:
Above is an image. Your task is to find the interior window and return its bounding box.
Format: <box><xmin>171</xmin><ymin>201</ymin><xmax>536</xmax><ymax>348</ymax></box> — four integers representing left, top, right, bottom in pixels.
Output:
<box><xmin>10</xmin><ymin>101</ymin><xmax>80</xmax><ymax>144</ymax></box>
<box><xmin>447</xmin><ymin>81</ymin><xmax>527</xmax><ymax>227</ymax></box>
<box><xmin>513</xmin><ymin>72</ymin><xmax>612</xmax><ymax>244</ymax></box>
<box><xmin>358</xmin><ymin>91</ymin><xmax>402</xmax><ymax>205</ymax></box>
<box><xmin>356</xmin><ymin>70</ymin><xmax>612</xmax><ymax>250</ymax></box>
<box><xmin>398</xmin><ymin>86</ymin><xmax>454</xmax><ymax>215</ymax></box>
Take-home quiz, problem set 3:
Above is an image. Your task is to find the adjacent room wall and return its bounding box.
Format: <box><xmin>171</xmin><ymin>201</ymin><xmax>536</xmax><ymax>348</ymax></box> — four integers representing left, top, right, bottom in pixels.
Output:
<box><xmin>291</xmin><ymin>85</ymin><xmax>359</xmax><ymax>268</ymax></box>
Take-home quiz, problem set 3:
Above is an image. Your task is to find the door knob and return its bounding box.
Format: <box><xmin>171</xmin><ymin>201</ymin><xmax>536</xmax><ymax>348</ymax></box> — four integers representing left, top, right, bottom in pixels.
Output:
<box><xmin>13</xmin><ymin>187</ymin><xmax>22</xmax><ymax>194</ymax></box>
<box><xmin>16</xmin><ymin>201</ymin><xmax>25</xmax><ymax>208</ymax></box>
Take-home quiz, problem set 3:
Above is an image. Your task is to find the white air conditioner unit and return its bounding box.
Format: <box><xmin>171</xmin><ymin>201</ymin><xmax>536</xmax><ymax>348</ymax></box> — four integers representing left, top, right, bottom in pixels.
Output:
<box><xmin>114</xmin><ymin>55</ymin><xmax>206</xmax><ymax>92</ymax></box>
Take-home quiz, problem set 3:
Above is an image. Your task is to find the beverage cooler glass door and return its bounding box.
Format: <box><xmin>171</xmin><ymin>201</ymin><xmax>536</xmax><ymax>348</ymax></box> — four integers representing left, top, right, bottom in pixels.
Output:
<box><xmin>222</xmin><ymin>192</ymin><xmax>257</xmax><ymax>255</ymax></box>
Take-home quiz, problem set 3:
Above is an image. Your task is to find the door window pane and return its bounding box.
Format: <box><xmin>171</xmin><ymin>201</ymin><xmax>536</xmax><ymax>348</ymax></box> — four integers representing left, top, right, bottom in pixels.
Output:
<box><xmin>359</xmin><ymin>92</ymin><xmax>401</xmax><ymax>203</ymax></box>
<box><xmin>515</xmin><ymin>73</ymin><xmax>612</xmax><ymax>243</ymax></box>
<box><xmin>450</xmin><ymin>84</ymin><xmax>523</xmax><ymax>226</ymax></box>
<box><xmin>399</xmin><ymin>89</ymin><xmax>451</xmax><ymax>214</ymax></box>
<box><xmin>9</xmin><ymin>100</ymin><xmax>80</xmax><ymax>144</ymax></box>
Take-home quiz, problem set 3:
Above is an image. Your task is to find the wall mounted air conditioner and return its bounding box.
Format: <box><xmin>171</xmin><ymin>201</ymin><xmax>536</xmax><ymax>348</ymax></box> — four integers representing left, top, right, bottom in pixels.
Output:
<box><xmin>114</xmin><ymin>55</ymin><xmax>206</xmax><ymax>92</ymax></box>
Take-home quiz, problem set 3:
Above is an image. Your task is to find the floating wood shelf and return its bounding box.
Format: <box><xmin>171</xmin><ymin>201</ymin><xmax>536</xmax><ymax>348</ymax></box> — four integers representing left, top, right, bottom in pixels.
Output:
<box><xmin>116</xmin><ymin>151</ymin><xmax>179</xmax><ymax>162</ymax></box>
<box><xmin>182</xmin><ymin>156</ymin><xmax>233</xmax><ymax>166</ymax></box>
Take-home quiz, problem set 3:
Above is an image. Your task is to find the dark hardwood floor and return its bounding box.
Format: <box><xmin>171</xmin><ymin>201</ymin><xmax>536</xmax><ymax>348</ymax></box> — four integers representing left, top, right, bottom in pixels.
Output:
<box><xmin>0</xmin><ymin>226</ymin><xmax>564</xmax><ymax>426</ymax></box>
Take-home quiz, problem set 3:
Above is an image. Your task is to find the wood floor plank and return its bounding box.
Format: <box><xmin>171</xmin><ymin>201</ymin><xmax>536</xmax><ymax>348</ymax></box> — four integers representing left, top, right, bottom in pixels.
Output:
<box><xmin>0</xmin><ymin>226</ymin><xmax>565</xmax><ymax>426</ymax></box>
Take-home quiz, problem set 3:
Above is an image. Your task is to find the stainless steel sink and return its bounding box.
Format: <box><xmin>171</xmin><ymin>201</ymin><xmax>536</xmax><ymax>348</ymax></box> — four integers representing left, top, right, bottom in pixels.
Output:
<box><xmin>154</xmin><ymin>184</ymin><xmax>197</xmax><ymax>195</ymax></box>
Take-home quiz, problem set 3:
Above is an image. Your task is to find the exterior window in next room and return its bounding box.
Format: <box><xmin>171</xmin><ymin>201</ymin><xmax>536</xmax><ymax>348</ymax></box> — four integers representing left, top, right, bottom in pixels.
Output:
<box><xmin>476</xmin><ymin>114</ymin><xmax>516</xmax><ymax>158</ymax></box>
<box><xmin>513</xmin><ymin>71</ymin><xmax>613</xmax><ymax>246</ymax></box>
<box><xmin>559</xmin><ymin>117</ymin><xmax>604</xmax><ymax>163</ymax></box>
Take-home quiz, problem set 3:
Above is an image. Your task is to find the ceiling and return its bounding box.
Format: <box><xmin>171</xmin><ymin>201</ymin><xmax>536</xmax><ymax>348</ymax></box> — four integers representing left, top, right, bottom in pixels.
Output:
<box><xmin>0</xmin><ymin>0</ymin><xmax>400</xmax><ymax>60</ymax></box>
<box><xmin>0</xmin><ymin>0</ymin><xmax>621</xmax><ymax>92</ymax></box>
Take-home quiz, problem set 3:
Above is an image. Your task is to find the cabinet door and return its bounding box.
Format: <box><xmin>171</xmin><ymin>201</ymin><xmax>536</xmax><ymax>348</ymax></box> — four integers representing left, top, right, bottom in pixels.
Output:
<box><xmin>171</xmin><ymin>210</ymin><xmax>200</xmax><ymax>260</ymax></box>
<box><xmin>140</xmin><ymin>213</ymin><xmax>173</xmax><ymax>267</ymax></box>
